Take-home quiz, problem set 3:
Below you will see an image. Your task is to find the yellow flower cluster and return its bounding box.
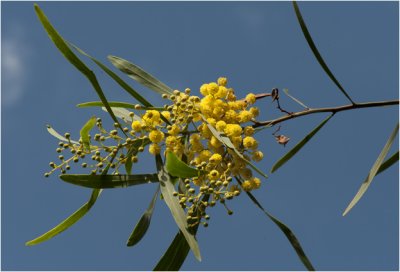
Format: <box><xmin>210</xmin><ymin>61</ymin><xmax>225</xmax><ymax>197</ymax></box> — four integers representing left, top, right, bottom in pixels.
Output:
<box><xmin>130</xmin><ymin>77</ymin><xmax>265</xmax><ymax>227</ymax></box>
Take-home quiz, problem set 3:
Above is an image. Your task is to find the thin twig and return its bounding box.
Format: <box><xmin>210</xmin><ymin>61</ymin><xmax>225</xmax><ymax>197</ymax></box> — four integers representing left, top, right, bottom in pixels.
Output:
<box><xmin>252</xmin><ymin>99</ymin><xmax>399</xmax><ymax>128</ymax></box>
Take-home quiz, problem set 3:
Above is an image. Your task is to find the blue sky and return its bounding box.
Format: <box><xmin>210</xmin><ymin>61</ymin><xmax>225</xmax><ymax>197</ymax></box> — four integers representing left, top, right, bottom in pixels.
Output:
<box><xmin>2</xmin><ymin>1</ymin><xmax>398</xmax><ymax>270</ymax></box>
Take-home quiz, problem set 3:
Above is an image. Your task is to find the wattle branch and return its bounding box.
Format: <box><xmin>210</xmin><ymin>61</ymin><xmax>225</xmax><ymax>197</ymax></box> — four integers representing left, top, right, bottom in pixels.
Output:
<box><xmin>253</xmin><ymin>99</ymin><xmax>399</xmax><ymax>128</ymax></box>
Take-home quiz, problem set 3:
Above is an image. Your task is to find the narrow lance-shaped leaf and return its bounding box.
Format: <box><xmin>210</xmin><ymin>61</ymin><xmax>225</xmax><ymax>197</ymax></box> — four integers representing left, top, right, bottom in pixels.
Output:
<box><xmin>271</xmin><ymin>114</ymin><xmax>334</xmax><ymax>173</ymax></box>
<box><xmin>70</xmin><ymin>44</ymin><xmax>154</xmax><ymax>107</ymax></box>
<box><xmin>127</xmin><ymin>186</ymin><xmax>160</xmax><ymax>247</ymax></box>
<box><xmin>343</xmin><ymin>123</ymin><xmax>399</xmax><ymax>216</ymax></box>
<box><xmin>108</xmin><ymin>55</ymin><xmax>173</xmax><ymax>96</ymax></box>
<box><xmin>80</xmin><ymin>116</ymin><xmax>96</xmax><ymax>152</ymax></box>
<box><xmin>25</xmin><ymin>162</ymin><xmax>114</xmax><ymax>246</ymax></box>
<box><xmin>60</xmin><ymin>173</ymin><xmax>159</xmax><ymax>189</ymax></box>
<box><xmin>100</xmin><ymin>107</ymin><xmax>141</xmax><ymax>124</ymax></box>
<box><xmin>201</xmin><ymin>115</ymin><xmax>268</xmax><ymax>179</ymax></box>
<box><xmin>236</xmin><ymin>177</ymin><xmax>315</xmax><ymax>271</ymax></box>
<box><xmin>292</xmin><ymin>1</ymin><xmax>355</xmax><ymax>105</ymax></box>
<box><xmin>46</xmin><ymin>124</ymin><xmax>79</xmax><ymax>144</ymax></box>
<box><xmin>77</xmin><ymin>101</ymin><xmax>165</xmax><ymax>111</ymax></box>
<box><xmin>154</xmin><ymin>194</ymin><xmax>210</xmax><ymax>271</ymax></box>
<box><xmin>34</xmin><ymin>4</ymin><xmax>124</xmax><ymax>132</ymax></box>
<box><xmin>165</xmin><ymin>151</ymin><xmax>201</xmax><ymax>178</ymax></box>
<box><xmin>376</xmin><ymin>151</ymin><xmax>398</xmax><ymax>175</ymax></box>
<box><xmin>155</xmin><ymin>155</ymin><xmax>202</xmax><ymax>262</ymax></box>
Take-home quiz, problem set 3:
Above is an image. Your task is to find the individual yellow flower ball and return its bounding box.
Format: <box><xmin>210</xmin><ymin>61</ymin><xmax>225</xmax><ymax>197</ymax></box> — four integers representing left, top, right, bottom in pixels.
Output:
<box><xmin>224</xmin><ymin>124</ymin><xmax>242</xmax><ymax>137</ymax></box>
<box><xmin>131</xmin><ymin>120</ymin><xmax>142</xmax><ymax>132</ymax></box>
<box><xmin>237</xmin><ymin>110</ymin><xmax>253</xmax><ymax>123</ymax></box>
<box><xmin>252</xmin><ymin>150</ymin><xmax>264</xmax><ymax>162</ymax></box>
<box><xmin>143</xmin><ymin>110</ymin><xmax>161</xmax><ymax>126</ymax></box>
<box><xmin>208</xmin><ymin>169</ymin><xmax>220</xmax><ymax>181</ymax></box>
<box><xmin>251</xmin><ymin>177</ymin><xmax>261</xmax><ymax>189</ymax></box>
<box><xmin>200</xmin><ymin>84</ymin><xmax>209</xmax><ymax>96</ymax></box>
<box><xmin>215</xmin><ymin>86</ymin><xmax>228</xmax><ymax>99</ymax></box>
<box><xmin>224</xmin><ymin>110</ymin><xmax>238</xmax><ymax>123</ymax></box>
<box><xmin>149</xmin><ymin>130</ymin><xmax>164</xmax><ymax>143</ymax></box>
<box><xmin>216</xmin><ymin>120</ymin><xmax>227</xmax><ymax>132</ymax></box>
<box><xmin>207</xmin><ymin>82</ymin><xmax>219</xmax><ymax>95</ymax></box>
<box><xmin>168</xmin><ymin>124</ymin><xmax>180</xmax><ymax>135</ymax></box>
<box><xmin>243</xmin><ymin>136</ymin><xmax>258</xmax><ymax>149</ymax></box>
<box><xmin>249</xmin><ymin>107</ymin><xmax>260</xmax><ymax>117</ymax></box>
<box><xmin>148</xmin><ymin>144</ymin><xmax>161</xmax><ymax>155</ymax></box>
<box><xmin>217</xmin><ymin>77</ymin><xmax>228</xmax><ymax>86</ymax></box>
<box><xmin>244</xmin><ymin>126</ymin><xmax>255</xmax><ymax>136</ymax></box>
<box><xmin>209</xmin><ymin>153</ymin><xmax>222</xmax><ymax>164</ymax></box>
<box><xmin>242</xmin><ymin>180</ymin><xmax>253</xmax><ymax>192</ymax></box>
<box><xmin>245</xmin><ymin>93</ymin><xmax>256</xmax><ymax>105</ymax></box>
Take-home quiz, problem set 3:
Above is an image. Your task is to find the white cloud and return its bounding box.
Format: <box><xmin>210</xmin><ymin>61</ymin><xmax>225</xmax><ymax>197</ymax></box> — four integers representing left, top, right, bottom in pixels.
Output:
<box><xmin>2</xmin><ymin>25</ymin><xmax>30</xmax><ymax>107</ymax></box>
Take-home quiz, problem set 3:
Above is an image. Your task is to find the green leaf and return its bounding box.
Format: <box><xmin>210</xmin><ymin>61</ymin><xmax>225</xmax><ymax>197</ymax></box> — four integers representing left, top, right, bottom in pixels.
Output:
<box><xmin>165</xmin><ymin>151</ymin><xmax>200</xmax><ymax>178</ymax></box>
<box><xmin>100</xmin><ymin>107</ymin><xmax>140</xmax><ymax>124</ymax></box>
<box><xmin>236</xmin><ymin>177</ymin><xmax>315</xmax><ymax>271</ymax></box>
<box><xmin>292</xmin><ymin>1</ymin><xmax>355</xmax><ymax>105</ymax></box>
<box><xmin>79</xmin><ymin>116</ymin><xmax>96</xmax><ymax>153</ymax></box>
<box><xmin>153</xmin><ymin>231</ymin><xmax>190</xmax><ymax>271</ymax></box>
<box><xmin>201</xmin><ymin>115</ymin><xmax>268</xmax><ymax>179</ymax></box>
<box><xmin>78</xmin><ymin>101</ymin><xmax>137</xmax><ymax>109</ymax></box>
<box><xmin>26</xmin><ymin>161</ymin><xmax>114</xmax><ymax>246</ymax></box>
<box><xmin>271</xmin><ymin>114</ymin><xmax>333</xmax><ymax>173</ymax></box>
<box><xmin>108</xmin><ymin>55</ymin><xmax>173</xmax><ymax>96</ymax></box>
<box><xmin>26</xmin><ymin>189</ymin><xmax>101</xmax><ymax>246</ymax></box>
<box><xmin>70</xmin><ymin>44</ymin><xmax>154</xmax><ymax>107</ymax></box>
<box><xmin>376</xmin><ymin>151</ymin><xmax>398</xmax><ymax>175</ymax></box>
<box><xmin>34</xmin><ymin>4</ymin><xmax>123</xmax><ymax>130</ymax></box>
<box><xmin>125</xmin><ymin>138</ymin><xmax>151</xmax><ymax>175</ymax></box>
<box><xmin>46</xmin><ymin>124</ymin><xmax>79</xmax><ymax>144</ymax></box>
<box><xmin>60</xmin><ymin>173</ymin><xmax>159</xmax><ymax>189</ymax></box>
<box><xmin>77</xmin><ymin>101</ymin><xmax>164</xmax><ymax>111</ymax></box>
<box><xmin>155</xmin><ymin>155</ymin><xmax>202</xmax><ymax>262</ymax></box>
<box><xmin>127</xmin><ymin>186</ymin><xmax>160</xmax><ymax>247</ymax></box>
<box><xmin>343</xmin><ymin>123</ymin><xmax>399</xmax><ymax>216</ymax></box>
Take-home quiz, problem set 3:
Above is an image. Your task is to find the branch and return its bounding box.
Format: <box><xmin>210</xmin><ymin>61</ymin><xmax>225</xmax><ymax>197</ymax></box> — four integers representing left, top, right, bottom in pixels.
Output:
<box><xmin>253</xmin><ymin>99</ymin><xmax>399</xmax><ymax>128</ymax></box>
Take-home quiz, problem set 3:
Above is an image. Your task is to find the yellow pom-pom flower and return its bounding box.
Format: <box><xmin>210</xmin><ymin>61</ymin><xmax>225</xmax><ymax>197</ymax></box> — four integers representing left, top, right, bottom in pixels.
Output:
<box><xmin>244</xmin><ymin>126</ymin><xmax>255</xmax><ymax>136</ymax></box>
<box><xmin>200</xmin><ymin>84</ymin><xmax>209</xmax><ymax>96</ymax></box>
<box><xmin>243</xmin><ymin>136</ymin><xmax>258</xmax><ymax>149</ymax></box>
<box><xmin>148</xmin><ymin>144</ymin><xmax>161</xmax><ymax>155</ymax></box>
<box><xmin>209</xmin><ymin>153</ymin><xmax>222</xmax><ymax>164</ymax></box>
<box><xmin>207</xmin><ymin>82</ymin><xmax>219</xmax><ymax>95</ymax></box>
<box><xmin>149</xmin><ymin>130</ymin><xmax>164</xmax><ymax>143</ymax></box>
<box><xmin>237</xmin><ymin>110</ymin><xmax>253</xmax><ymax>123</ymax></box>
<box><xmin>217</xmin><ymin>77</ymin><xmax>227</xmax><ymax>86</ymax></box>
<box><xmin>131</xmin><ymin>120</ymin><xmax>142</xmax><ymax>132</ymax></box>
<box><xmin>245</xmin><ymin>93</ymin><xmax>256</xmax><ymax>105</ymax></box>
<box><xmin>242</xmin><ymin>180</ymin><xmax>253</xmax><ymax>192</ymax></box>
<box><xmin>224</xmin><ymin>124</ymin><xmax>242</xmax><ymax>137</ymax></box>
<box><xmin>216</xmin><ymin>120</ymin><xmax>227</xmax><ymax>132</ymax></box>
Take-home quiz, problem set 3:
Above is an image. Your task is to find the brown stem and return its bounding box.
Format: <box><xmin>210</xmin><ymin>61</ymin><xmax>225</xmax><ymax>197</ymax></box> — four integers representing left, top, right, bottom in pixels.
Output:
<box><xmin>252</xmin><ymin>99</ymin><xmax>399</xmax><ymax>128</ymax></box>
